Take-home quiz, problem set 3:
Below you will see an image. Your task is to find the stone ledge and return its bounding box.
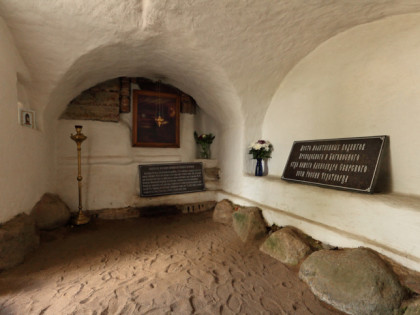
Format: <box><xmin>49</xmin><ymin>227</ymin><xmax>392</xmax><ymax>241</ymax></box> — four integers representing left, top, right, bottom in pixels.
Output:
<box><xmin>204</xmin><ymin>167</ymin><xmax>220</xmax><ymax>180</ymax></box>
<box><xmin>216</xmin><ymin>180</ymin><xmax>420</xmax><ymax>273</ymax></box>
<box><xmin>194</xmin><ymin>159</ymin><xmax>218</xmax><ymax>168</ymax></box>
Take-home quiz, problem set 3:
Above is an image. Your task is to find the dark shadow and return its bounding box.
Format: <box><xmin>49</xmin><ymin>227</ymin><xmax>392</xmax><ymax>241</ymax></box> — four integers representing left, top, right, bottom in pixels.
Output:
<box><xmin>0</xmin><ymin>211</ymin><xmax>199</xmax><ymax>295</ymax></box>
<box><xmin>374</xmin><ymin>136</ymin><xmax>392</xmax><ymax>193</ymax></box>
<box><xmin>137</xmin><ymin>205</ymin><xmax>181</xmax><ymax>217</ymax></box>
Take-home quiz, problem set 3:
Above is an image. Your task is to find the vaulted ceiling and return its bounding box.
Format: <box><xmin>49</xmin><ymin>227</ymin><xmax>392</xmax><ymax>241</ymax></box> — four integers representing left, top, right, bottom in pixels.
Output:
<box><xmin>2</xmin><ymin>0</ymin><xmax>420</xmax><ymax>124</ymax></box>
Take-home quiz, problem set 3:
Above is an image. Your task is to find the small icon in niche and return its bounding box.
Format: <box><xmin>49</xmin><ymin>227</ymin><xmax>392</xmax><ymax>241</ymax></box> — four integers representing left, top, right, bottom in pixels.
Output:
<box><xmin>20</xmin><ymin>109</ymin><xmax>35</xmax><ymax>129</ymax></box>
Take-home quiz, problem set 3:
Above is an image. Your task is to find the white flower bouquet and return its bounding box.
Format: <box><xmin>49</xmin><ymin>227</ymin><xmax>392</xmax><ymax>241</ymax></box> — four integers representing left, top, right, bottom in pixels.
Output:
<box><xmin>248</xmin><ymin>140</ymin><xmax>273</xmax><ymax>159</ymax></box>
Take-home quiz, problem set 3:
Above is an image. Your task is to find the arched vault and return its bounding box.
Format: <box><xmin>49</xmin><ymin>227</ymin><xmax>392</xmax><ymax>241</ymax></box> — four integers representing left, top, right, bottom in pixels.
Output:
<box><xmin>1</xmin><ymin>0</ymin><xmax>420</xmax><ymax>127</ymax></box>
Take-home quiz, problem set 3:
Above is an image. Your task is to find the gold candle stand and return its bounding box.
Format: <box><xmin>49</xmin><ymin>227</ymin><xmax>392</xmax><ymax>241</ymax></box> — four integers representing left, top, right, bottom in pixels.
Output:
<box><xmin>70</xmin><ymin>125</ymin><xmax>90</xmax><ymax>225</ymax></box>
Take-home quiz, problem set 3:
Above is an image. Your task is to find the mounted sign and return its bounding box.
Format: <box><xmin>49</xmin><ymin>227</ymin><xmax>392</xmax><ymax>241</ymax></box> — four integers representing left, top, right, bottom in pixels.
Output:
<box><xmin>281</xmin><ymin>136</ymin><xmax>388</xmax><ymax>193</ymax></box>
<box><xmin>139</xmin><ymin>162</ymin><xmax>205</xmax><ymax>197</ymax></box>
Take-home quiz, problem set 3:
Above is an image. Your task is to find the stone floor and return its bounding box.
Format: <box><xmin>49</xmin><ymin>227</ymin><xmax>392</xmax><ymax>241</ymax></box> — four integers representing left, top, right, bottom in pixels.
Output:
<box><xmin>0</xmin><ymin>211</ymin><xmax>343</xmax><ymax>315</ymax></box>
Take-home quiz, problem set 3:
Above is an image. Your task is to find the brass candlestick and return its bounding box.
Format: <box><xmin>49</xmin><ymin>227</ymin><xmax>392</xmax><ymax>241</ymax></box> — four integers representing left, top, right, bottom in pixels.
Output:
<box><xmin>70</xmin><ymin>125</ymin><xmax>90</xmax><ymax>225</ymax></box>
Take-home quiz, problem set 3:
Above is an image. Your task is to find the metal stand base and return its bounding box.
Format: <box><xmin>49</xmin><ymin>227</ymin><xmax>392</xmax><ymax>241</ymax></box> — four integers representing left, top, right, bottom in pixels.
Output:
<box><xmin>72</xmin><ymin>211</ymin><xmax>90</xmax><ymax>225</ymax></box>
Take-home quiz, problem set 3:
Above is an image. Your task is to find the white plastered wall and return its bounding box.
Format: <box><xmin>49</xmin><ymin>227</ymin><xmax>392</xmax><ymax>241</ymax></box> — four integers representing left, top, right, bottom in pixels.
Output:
<box><xmin>55</xmin><ymin>100</ymin><xmax>221</xmax><ymax>211</ymax></box>
<box><xmin>0</xmin><ymin>18</ymin><xmax>52</xmax><ymax>222</ymax></box>
<box><xmin>222</xmin><ymin>13</ymin><xmax>420</xmax><ymax>271</ymax></box>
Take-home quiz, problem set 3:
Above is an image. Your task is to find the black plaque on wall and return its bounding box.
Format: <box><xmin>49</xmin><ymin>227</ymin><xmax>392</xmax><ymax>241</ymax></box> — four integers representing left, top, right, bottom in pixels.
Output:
<box><xmin>139</xmin><ymin>162</ymin><xmax>205</xmax><ymax>197</ymax></box>
<box><xmin>281</xmin><ymin>136</ymin><xmax>388</xmax><ymax>193</ymax></box>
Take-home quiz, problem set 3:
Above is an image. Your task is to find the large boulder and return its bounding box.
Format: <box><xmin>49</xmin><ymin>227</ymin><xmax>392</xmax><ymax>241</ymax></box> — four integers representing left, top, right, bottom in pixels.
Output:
<box><xmin>213</xmin><ymin>199</ymin><xmax>235</xmax><ymax>225</ymax></box>
<box><xmin>299</xmin><ymin>247</ymin><xmax>406</xmax><ymax>315</ymax></box>
<box><xmin>404</xmin><ymin>298</ymin><xmax>420</xmax><ymax>315</ymax></box>
<box><xmin>31</xmin><ymin>193</ymin><xmax>71</xmax><ymax>230</ymax></box>
<box><xmin>0</xmin><ymin>213</ymin><xmax>39</xmax><ymax>270</ymax></box>
<box><xmin>260</xmin><ymin>227</ymin><xmax>312</xmax><ymax>266</ymax></box>
<box><xmin>232</xmin><ymin>207</ymin><xmax>266</xmax><ymax>242</ymax></box>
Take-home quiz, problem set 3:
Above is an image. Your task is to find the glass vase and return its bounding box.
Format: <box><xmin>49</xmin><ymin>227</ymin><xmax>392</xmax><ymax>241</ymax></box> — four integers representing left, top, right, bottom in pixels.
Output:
<box><xmin>255</xmin><ymin>158</ymin><xmax>263</xmax><ymax>176</ymax></box>
<box><xmin>199</xmin><ymin>143</ymin><xmax>211</xmax><ymax>159</ymax></box>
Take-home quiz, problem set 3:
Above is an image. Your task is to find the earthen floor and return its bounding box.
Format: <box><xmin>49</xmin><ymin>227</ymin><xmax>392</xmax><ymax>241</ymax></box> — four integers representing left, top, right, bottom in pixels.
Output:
<box><xmin>0</xmin><ymin>211</ymin><xmax>343</xmax><ymax>315</ymax></box>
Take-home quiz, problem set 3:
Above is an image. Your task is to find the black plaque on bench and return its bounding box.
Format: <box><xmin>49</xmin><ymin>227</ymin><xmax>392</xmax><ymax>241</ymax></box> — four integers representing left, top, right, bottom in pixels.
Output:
<box><xmin>281</xmin><ymin>136</ymin><xmax>388</xmax><ymax>193</ymax></box>
<box><xmin>139</xmin><ymin>162</ymin><xmax>205</xmax><ymax>197</ymax></box>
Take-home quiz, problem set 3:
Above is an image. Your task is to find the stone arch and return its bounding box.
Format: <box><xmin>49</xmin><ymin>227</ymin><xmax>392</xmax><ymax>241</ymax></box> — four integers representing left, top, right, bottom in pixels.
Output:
<box><xmin>44</xmin><ymin>35</ymin><xmax>243</xmax><ymax>129</ymax></box>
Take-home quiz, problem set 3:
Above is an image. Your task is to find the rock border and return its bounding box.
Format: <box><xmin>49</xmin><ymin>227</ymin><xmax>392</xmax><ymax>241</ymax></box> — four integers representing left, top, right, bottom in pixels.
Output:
<box><xmin>212</xmin><ymin>199</ymin><xmax>420</xmax><ymax>315</ymax></box>
<box><xmin>0</xmin><ymin>213</ymin><xmax>39</xmax><ymax>271</ymax></box>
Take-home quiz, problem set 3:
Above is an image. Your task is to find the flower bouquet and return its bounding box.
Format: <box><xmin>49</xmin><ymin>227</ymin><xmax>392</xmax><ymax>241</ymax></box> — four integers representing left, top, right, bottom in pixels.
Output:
<box><xmin>194</xmin><ymin>131</ymin><xmax>215</xmax><ymax>159</ymax></box>
<box><xmin>248</xmin><ymin>140</ymin><xmax>273</xmax><ymax>176</ymax></box>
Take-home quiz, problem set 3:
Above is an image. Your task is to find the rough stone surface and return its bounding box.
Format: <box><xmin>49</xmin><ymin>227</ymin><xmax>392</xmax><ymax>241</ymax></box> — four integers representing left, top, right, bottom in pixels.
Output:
<box><xmin>404</xmin><ymin>298</ymin><xmax>420</xmax><ymax>315</ymax></box>
<box><xmin>299</xmin><ymin>247</ymin><xmax>406</xmax><ymax>315</ymax></box>
<box><xmin>0</xmin><ymin>213</ymin><xmax>39</xmax><ymax>270</ymax></box>
<box><xmin>260</xmin><ymin>227</ymin><xmax>312</xmax><ymax>266</ymax></box>
<box><xmin>376</xmin><ymin>252</ymin><xmax>420</xmax><ymax>295</ymax></box>
<box><xmin>31</xmin><ymin>193</ymin><xmax>71</xmax><ymax>230</ymax></box>
<box><xmin>232</xmin><ymin>207</ymin><xmax>266</xmax><ymax>242</ymax></box>
<box><xmin>178</xmin><ymin>201</ymin><xmax>216</xmax><ymax>214</ymax></box>
<box><xmin>60</xmin><ymin>78</ymin><xmax>120</xmax><ymax>122</ymax></box>
<box><xmin>134</xmin><ymin>77</ymin><xmax>198</xmax><ymax>114</ymax></box>
<box><xmin>60</xmin><ymin>77</ymin><xmax>199</xmax><ymax>122</ymax></box>
<box><xmin>60</xmin><ymin>104</ymin><xmax>120</xmax><ymax>122</ymax></box>
<box><xmin>213</xmin><ymin>199</ymin><xmax>235</xmax><ymax>225</ymax></box>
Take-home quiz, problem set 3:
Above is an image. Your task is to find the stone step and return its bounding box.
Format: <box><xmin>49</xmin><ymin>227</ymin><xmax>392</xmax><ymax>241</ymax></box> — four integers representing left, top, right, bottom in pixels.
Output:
<box><xmin>204</xmin><ymin>167</ymin><xmax>220</xmax><ymax>180</ymax></box>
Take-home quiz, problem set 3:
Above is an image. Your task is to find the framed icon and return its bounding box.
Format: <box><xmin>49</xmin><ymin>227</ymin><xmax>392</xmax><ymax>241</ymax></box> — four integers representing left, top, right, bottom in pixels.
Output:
<box><xmin>20</xmin><ymin>109</ymin><xmax>35</xmax><ymax>129</ymax></box>
<box><xmin>132</xmin><ymin>90</ymin><xmax>180</xmax><ymax>147</ymax></box>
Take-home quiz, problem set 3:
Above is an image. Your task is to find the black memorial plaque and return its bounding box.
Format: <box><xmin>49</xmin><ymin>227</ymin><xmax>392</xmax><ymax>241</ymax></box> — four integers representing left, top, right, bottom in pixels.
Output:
<box><xmin>282</xmin><ymin>136</ymin><xmax>388</xmax><ymax>193</ymax></box>
<box><xmin>139</xmin><ymin>162</ymin><xmax>205</xmax><ymax>197</ymax></box>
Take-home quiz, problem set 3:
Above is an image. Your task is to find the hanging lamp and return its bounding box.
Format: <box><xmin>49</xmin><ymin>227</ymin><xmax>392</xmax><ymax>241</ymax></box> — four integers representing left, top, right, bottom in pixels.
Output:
<box><xmin>154</xmin><ymin>80</ymin><xmax>168</xmax><ymax>127</ymax></box>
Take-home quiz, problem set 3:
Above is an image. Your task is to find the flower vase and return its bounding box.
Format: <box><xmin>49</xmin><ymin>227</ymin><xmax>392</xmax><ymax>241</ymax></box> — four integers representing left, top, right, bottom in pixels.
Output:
<box><xmin>255</xmin><ymin>158</ymin><xmax>263</xmax><ymax>176</ymax></box>
<box><xmin>199</xmin><ymin>143</ymin><xmax>211</xmax><ymax>159</ymax></box>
